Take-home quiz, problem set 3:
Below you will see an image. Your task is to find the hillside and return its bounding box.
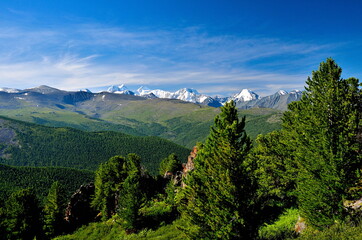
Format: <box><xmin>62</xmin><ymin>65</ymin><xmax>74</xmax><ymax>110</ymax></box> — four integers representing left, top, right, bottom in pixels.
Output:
<box><xmin>0</xmin><ymin>164</ymin><xmax>94</xmax><ymax>203</ymax></box>
<box><xmin>0</xmin><ymin>89</ymin><xmax>283</xmax><ymax>147</ymax></box>
<box><xmin>0</xmin><ymin>117</ymin><xmax>190</xmax><ymax>175</ymax></box>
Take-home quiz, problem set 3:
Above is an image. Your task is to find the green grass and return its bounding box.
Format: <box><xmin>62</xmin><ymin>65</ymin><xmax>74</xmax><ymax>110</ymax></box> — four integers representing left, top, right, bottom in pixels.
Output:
<box><xmin>294</xmin><ymin>220</ymin><xmax>362</xmax><ymax>240</ymax></box>
<box><xmin>54</xmin><ymin>218</ymin><xmax>185</xmax><ymax>240</ymax></box>
<box><xmin>259</xmin><ymin>208</ymin><xmax>299</xmax><ymax>240</ymax></box>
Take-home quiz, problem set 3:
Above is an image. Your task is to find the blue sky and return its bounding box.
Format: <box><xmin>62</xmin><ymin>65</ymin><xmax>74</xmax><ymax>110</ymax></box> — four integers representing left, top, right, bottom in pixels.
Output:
<box><xmin>0</xmin><ymin>0</ymin><xmax>361</xmax><ymax>96</ymax></box>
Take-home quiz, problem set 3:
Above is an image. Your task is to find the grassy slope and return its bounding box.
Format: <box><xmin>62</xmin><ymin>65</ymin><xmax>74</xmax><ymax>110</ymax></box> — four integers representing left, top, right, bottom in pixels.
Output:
<box><xmin>54</xmin><ymin>219</ymin><xmax>185</xmax><ymax>240</ymax></box>
<box><xmin>0</xmin><ymin>117</ymin><xmax>190</xmax><ymax>175</ymax></box>
<box><xmin>0</xmin><ymin>99</ymin><xmax>283</xmax><ymax>148</ymax></box>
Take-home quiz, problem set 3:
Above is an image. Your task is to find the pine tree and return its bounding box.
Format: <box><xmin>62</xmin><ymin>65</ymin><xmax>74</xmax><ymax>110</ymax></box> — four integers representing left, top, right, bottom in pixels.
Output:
<box><xmin>118</xmin><ymin>173</ymin><xmax>143</xmax><ymax>232</ymax></box>
<box><xmin>117</xmin><ymin>154</ymin><xmax>144</xmax><ymax>233</ymax></box>
<box><xmin>2</xmin><ymin>189</ymin><xmax>42</xmax><ymax>240</ymax></box>
<box><xmin>92</xmin><ymin>155</ymin><xmax>126</xmax><ymax>219</ymax></box>
<box><xmin>248</xmin><ymin>130</ymin><xmax>298</xmax><ymax>223</ymax></box>
<box><xmin>159</xmin><ymin>153</ymin><xmax>182</xmax><ymax>176</ymax></box>
<box><xmin>179</xmin><ymin>101</ymin><xmax>255</xmax><ymax>239</ymax></box>
<box><xmin>282</xmin><ymin>58</ymin><xmax>362</xmax><ymax>228</ymax></box>
<box><xmin>43</xmin><ymin>181</ymin><xmax>67</xmax><ymax>238</ymax></box>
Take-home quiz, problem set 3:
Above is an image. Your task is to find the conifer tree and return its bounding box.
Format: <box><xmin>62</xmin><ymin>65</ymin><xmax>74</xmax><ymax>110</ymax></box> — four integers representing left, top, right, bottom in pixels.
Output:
<box><xmin>43</xmin><ymin>181</ymin><xmax>67</xmax><ymax>238</ymax></box>
<box><xmin>249</xmin><ymin>130</ymin><xmax>297</xmax><ymax>222</ymax></box>
<box><xmin>159</xmin><ymin>153</ymin><xmax>182</xmax><ymax>176</ymax></box>
<box><xmin>282</xmin><ymin>58</ymin><xmax>362</xmax><ymax>228</ymax></box>
<box><xmin>117</xmin><ymin>154</ymin><xmax>144</xmax><ymax>232</ymax></box>
<box><xmin>92</xmin><ymin>155</ymin><xmax>126</xmax><ymax>219</ymax></box>
<box><xmin>2</xmin><ymin>189</ymin><xmax>42</xmax><ymax>240</ymax></box>
<box><xmin>92</xmin><ymin>154</ymin><xmax>145</xmax><ymax>222</ymax></box>
<box><xmin>179</xmin><ymin>101</ymin><xmax>254</xmax><ymax>239</ymax></box>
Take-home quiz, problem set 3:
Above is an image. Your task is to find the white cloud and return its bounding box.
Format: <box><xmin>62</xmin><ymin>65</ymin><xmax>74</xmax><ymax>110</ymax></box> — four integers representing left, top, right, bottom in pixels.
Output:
<box><xmin>0</xmin><ymin>23</ymin><xmax>339</xmax><ymax>95</ymax></box>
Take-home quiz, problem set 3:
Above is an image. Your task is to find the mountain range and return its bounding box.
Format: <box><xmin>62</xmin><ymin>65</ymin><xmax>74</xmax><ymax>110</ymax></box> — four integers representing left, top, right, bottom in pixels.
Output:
<box><xmin>0</xmin><ymin>85</ymin><xmax>285</xmax><ymax>147</ymax></box>
<box><xmin>104</xmin><ymin>84</ymin><xmax>303</xmax><ymax>109</ymax></box>
<box><xmin>0</xmin><ymin>84</ymin><xmax>302</xmax><ymax>110</ymax></box>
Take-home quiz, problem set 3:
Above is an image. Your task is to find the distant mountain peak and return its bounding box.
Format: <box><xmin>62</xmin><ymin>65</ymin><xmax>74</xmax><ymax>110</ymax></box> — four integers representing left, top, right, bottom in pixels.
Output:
<box><xmin>276</xmin><ymin>90</ymin><xmax>288</xmax><ymax>95</ymax></box>
<box><xmin>79</xmin><ymin>89</ymin><xmax>92</xmax><ymax>93</ymax></box>
<box><xmin>26</xmin><ymin>85</ymin><xmax>62</xmax><ymax>94</ymax></box>
<box><xmin>0</xmin><ymin>87</ymin><xmax>21</xmax><ymax>93</ymax></box>
<box><xmin>231</xmin><ymin>89</ymin><xmax>259</xmax><ymax>102</ymax></box>
<box><xmin>107</xmin><ymin>84</ymin><xmax>134</xmax><ymax>95</ymax></box>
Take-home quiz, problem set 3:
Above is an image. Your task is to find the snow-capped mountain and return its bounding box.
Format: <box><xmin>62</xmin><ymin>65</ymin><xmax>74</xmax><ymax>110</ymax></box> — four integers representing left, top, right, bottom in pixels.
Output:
<box><xmin>230</xmin><ymin>89</ymin><xmax>260</xmax><ymax>102</ymax></box>
<box><xmin>79</xmin><ymin>88</ymin><xmax>92</xmax><ymax>93</ymax></box>
<box><xmin>235</xmin><ymin>89</ymin><xmax>303</xmax><ymax>110</ymax></box>
<box><xmin>107</xmin><ymin>84</ymin><xmax>135</xmax><ymax>95</ymax></box>
<box><xmin>136</xmin><ymin>86</ymin><xmax>213</xmax><ymax>105</ymax></box>
<box><xmin>103</xmin><ymin>84</ymin><xmax>302</xmax><ymax>109</ymax></box>
<box><xmin>0</xmin><ymin>87</ymin><xmax>21</xmax><ymax>93</ymax></box>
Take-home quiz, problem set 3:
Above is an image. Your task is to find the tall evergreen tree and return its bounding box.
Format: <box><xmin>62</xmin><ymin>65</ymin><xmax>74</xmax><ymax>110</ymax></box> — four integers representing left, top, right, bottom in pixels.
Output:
<box><xmin>117</xmin><ymin>154</ymin><xmax>144</xmax><ymax>232</ymax></box>
<box><xmin>179</xmin><ymin>101</ymin><xmax>255</xmax><ymax>239</ymax></box>
<box><xmin>92</xmin><ymin>154</ymin><xmax>145</xmax><ymax>221</ymax></box>
<box><xmin>1</xmin><ymin>189</ymin><xmax>42</xmax><ymax>240</ymax></box>
<box><xmin>43</xmin><ymin>181</ymin><xmax>67</xmax><ymax>238</ymax></box>
<box><xmin>92</xmin><ymin>155</ymin><xmax>126</xmax><ymax>219</ymax></box>
<box><xmin>248</xmin><ymin>130</ymin><xmax>298</xmax><ymax>223</ymax></box>
<box><xmin>282</xmin><ymin>58</ymin><xmax>362</xmax><ymax>228</ymax></box>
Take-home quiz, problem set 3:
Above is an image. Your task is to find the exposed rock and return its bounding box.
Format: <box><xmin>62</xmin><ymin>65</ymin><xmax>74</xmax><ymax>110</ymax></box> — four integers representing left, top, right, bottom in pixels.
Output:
<box><xmin>183</xmin><ymin>146</ymin><xmax>197</xmax><ymax>175</ymax></box>
<box><xmin>64</xmin><ymin>183</ymin><xmax>97</xmax><ymax>229</ymax></box>
<box><xmin>344</xmin><ymin>197</ymin><xmax>362</xmax><ymax>217</ymax></box>
<box><xmin>181</xmin><ymin>146</ymin><xmax>198</xmax><ymax>188</ymax></box>
<box><xmin>294</xmin><ymin>216</ymin><xmax>307</xmax><ymax>234</ymax></box>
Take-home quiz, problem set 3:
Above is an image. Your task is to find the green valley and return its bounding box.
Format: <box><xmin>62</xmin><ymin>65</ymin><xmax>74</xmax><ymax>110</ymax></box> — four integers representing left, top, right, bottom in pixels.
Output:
<box><xmin>0</xmin><ymin>116</ymin><xmax>190</xmax><ymax>175</ymax></box>
<box><xmin>0</xmin><ymin>94</ymin><xmax>283</xmax><ymax>148</ymax></box>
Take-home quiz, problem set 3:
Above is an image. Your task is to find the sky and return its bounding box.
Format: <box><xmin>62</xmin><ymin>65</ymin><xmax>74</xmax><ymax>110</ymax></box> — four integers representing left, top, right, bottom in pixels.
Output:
<box><xmin>0</xmin><ymin>0</ymin><xmax>361</xmax><ymax>96</ymax></box>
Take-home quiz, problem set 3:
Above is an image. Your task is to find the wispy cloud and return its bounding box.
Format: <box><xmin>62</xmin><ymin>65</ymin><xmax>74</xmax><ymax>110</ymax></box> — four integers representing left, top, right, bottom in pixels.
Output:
<box><xmin>0</xmin><ymin>22</ymin><xmax>340</xmax><ymax>96</ymax></box>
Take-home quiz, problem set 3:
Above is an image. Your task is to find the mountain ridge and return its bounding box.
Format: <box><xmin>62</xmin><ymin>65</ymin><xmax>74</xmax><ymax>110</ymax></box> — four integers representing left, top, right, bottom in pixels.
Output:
<box><xmin>0</xmin><ymin>84</ymin><xmax>302</xmax><ymax>109</ymax></box>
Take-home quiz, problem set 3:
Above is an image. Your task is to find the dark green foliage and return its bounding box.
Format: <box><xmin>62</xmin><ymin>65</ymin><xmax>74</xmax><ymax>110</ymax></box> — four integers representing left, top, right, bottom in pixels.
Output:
<box><xmin>282</xmin><ymin>58</ymin><xmax>362</xmax><ymax>228</ymax></box>
<box><xmin>118</xmin><ymin>154</ymin><xmax>144</xmax><ymax>232</ymax></box>
<box><xmin>0</xmin><ymin>164</ymin><xmax>93</xmax><ymax>203</ymax></box>
<box><xmin>92</xmin><ymin>154</ymin><xmax>146</xmax><ymax>222</ymax></box>
<box><xmin>249</xmin><ymin>130</ymin><xmax>298</xmax><ymax>223</ymax></box>
<box><xmin>43</xmin><ymin>181</ymin><xmax>67</xmax><ymax>238</ymax></box>
<box><xmin>159</xmin><ymin>153</ymin><xmax>182</xmax><ymax>176</ymax></box>
<box><xmin>92</xmin><ymin>155</ymin><xmax>126</xmax><ymax>219</ymax></box>
<box><xmin>179</xmin><ymin>101</ymin><xmax>255</xmax><ymax>239</ymax></box>
<box><xmin>118</xmin><ymin>172</ymin><xmax>144</xmax><ymax>232</ymax></box>
<box><xmin>0</xmin><ymin>116</ymin><xmax>190</xmax><ymax>175</ymax></box>
<box><xmin>0</xmin><ymin>189</ymin><xmax>42</xmax><ymax>240</ymax></box>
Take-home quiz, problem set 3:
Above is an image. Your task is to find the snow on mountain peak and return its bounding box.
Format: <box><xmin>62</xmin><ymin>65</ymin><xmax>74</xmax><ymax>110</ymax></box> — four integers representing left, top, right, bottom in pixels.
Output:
<box><xmin>0</xmin><ymin>87</ymin><xmax>21</xmax><ymax>93</ymax></box>
<box><xmin>107</xmin><ymin>84</ymin><xmax>134</xmax><ymax>95</ymax></box>
<box><xmin>107</xmin><ymin>84</ymin><xmax>128</xmax><ymax>93</ymax></box>
<box><xmin>232</xmin><ymin>89</ymin><xmax>259</xmax><ymax>102</ymax></box>
<box><xmin>79</xmin><ymin>89</ymin><xmax>92</xmax><ymax>93</ymax></box>
<box><xmin>277</xmin><ymin>90</ymin><xmax>288</xmax><ymax>95</ymax></box>
<box><xmin>137</xmin><ymin>86</ymin><xmax>152</xmax><ymax>96</ymax></box>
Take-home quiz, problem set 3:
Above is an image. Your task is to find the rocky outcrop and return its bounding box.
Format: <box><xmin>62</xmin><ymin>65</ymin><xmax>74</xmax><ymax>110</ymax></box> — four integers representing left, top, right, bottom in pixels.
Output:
<box><xmin>294</xmin><ymin>216</ymin><xmax>307</xmax><ymax>234</ymax></box>
<box><xmin>64</xmin><ymin>183</ymin><xmax>97</xmax><ymax>230</ymax></box>
<box><xmin>183</xmin><ymin>146</ymin><xmax>197</xmax><ymax>176</ymax></box>
<box><xmin>344</xmin><ymin>197</ymin><xmax>362</xmax><ymax>218</ymax></box>
<box><xmin>180</xmin><ymin>146</ymin><xmax>198</xmax><ymax>188</ymax></box>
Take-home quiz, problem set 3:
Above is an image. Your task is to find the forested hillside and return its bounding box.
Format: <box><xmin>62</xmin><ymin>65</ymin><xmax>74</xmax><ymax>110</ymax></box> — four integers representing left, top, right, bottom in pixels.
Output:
<box><xmin>0</xmin><ymin>164</ymin><xmax>93</xmax><ymax>202</ymax></box>
<box><xmin>0</xmin><ymin>117</ymin><xmax>190</xmax><ymax>175</ymax></box>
